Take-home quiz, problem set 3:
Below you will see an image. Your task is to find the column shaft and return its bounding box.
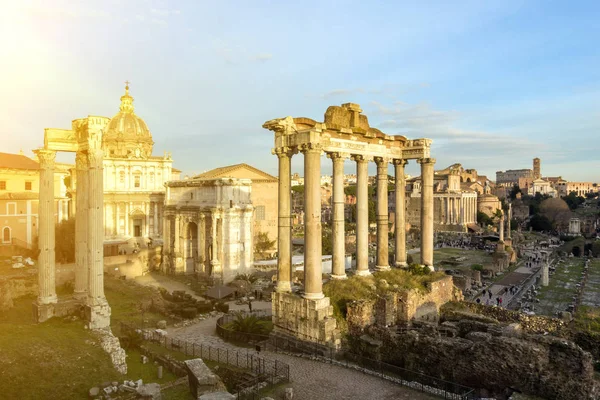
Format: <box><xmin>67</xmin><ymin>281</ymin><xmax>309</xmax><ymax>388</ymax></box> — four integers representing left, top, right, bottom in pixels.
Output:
<box><xmin>394</xmin><ymin>160</ymin><xmax>407</xmax><ymax>267</ymax></box>
<box><xmin>375</xmin><ymin>158</ymin><xmax>390</xmax><ymax>271</ymax></box>
<box><xmin>418</xmin><ymin>158</ymin><xmax>435</xmax><ymax>270</ymax></box>
<box><xmin>35</xmin><ymin>149</ymin><xmax>58</xmax><ymax>304</ymax></box>
<box><xmin>330</xmin><ymin>153</ymin><xmax>347</xmax><ymax>279</ymax></box>
<box><xmin>355</xmin><ymin>156</ymin><xmax>370</xmax><ymax>276</ymax></box>
<box><xmin>276</xmin><ymin>149</ymin><xmax>293</xmax><ymax>291</ymax></box>
<box><xmin>302</xmin><ymin>145</ymin><xmax>324</xmax><ymax>299</ymax></box>
<box><xmin>74</xmin><ymin>152</ymin><xmax>88</xmax><ymax>299</ymax></box>
<box><xmin>87</xmin><ymin>148</ymin><xmax>107</xmax><ymax>305</ymax></box>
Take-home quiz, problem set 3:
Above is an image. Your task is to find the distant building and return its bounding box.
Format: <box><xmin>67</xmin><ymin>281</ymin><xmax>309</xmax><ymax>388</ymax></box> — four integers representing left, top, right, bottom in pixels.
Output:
<box><xmin>555</xmin><ymin>180</ymin><xmax>598</xmax><ymax>197</ymax></box>
<box><xmin>0</xmin><ymin>151</ymin><xmax>70</xmax><ymax>251</ymax></box>
<box><xmin>405</xmin><ymin>164</ymin><xmax>478</xmax><ymax>232</ymax></box>
<box><xmin>528</xmin><ymin>178</ymin><xmax>558</xmax><ymax>198</ymax></box>
<box><xmin>191</xmin><ymin>163</ymin><xmax>278</xmax><ymax>252</ymax></box>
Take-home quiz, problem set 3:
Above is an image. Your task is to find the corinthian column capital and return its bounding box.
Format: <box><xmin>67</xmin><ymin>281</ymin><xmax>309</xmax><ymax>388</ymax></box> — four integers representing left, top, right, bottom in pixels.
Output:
<box><xmin>327</xmin><ymin>151</ymin><xmax>350</xmax><ymax>161</ymax></box>
<box><xmin>417</xmin><ymin>157</ymin><xmax>436</xmax><ymax>165</ymax></box>
<box><xmin>34</xmin><ymin>149</ymin><xmax>57</xmax><ymax>169</ymax></box>
<box><xmin>392</xmin><ymin>159</ymin><xmax>408</xmax><ymax>167</ymax></box>
<box><xmin>272</xmin><ymin>146</ymin><xmax>296</xmax><ymax>158</ymax></box>
<box><xmin>87</xmin><ymin>148</ymin><xmax>104</xmax><ymax>168</ymax></box>
<box><xmin>374</xmin><ymin>156</ymin><xmax>390</xmax><ymax>166</ymax></box>
<box><xmin>298</xmin><ymin>143</ymin><xmax>323</xmax><ymax>154</ymax></box>
<box><xmin>75</xmin><ymin>151</ymin><xmax>89</xmax><ymax>170</ymax></box>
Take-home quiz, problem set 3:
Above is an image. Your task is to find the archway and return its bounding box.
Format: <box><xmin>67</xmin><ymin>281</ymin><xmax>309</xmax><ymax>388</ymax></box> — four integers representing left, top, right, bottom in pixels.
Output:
<box><xmin>184</xmin><ymin>222</ymin><xmax>198</xmax><ymax>274</ymax></box>
<box><xmin>2</xmin><ymin>227</ymin><xmax>10</xmax><ymax>243</ymax></box>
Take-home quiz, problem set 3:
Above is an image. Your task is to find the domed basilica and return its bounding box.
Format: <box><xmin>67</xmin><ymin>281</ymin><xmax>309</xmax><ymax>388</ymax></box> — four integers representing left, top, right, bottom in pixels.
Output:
<box><xmin>100</xmin><ymin>84</ymin><xmax>180</xmax><ymax>241</ymax></box>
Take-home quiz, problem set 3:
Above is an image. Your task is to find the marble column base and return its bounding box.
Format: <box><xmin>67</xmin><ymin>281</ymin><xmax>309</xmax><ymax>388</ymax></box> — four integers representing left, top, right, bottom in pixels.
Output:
<box><xmin>33</xmin><ymin>301</ymin><xmax>55</xmax><ymax>323</ymax></box>
<box><xmin>275</xmin><ymin>281</ymin><xmax>292</xmax><ymax>293</ymax></box>
<box><xmin>355</xmin><ymin>269</ymin><xmax>371</xmax><ymax>277</ymax></box>
<box><xmin>86</xmin><ymin>302</ymin><xmax>112</xmax><ymax>330</ymax></box>
<box><xmin>303</xmin><ymin>291</ymin><xmax>325</xmax><ymax>300</ymax></box>
<box><xmin>423</xmin><ymin>264</ymin><xmax>435</xmax><ymax>272</ymax></box>
<box><xmin>375</xmin><ymin>265</ymin><xmax>390</xmax><ymax>272</ymax></box>
<box><xmin>395</xmin><ymin>261</ymin><xmax>408</xmax><ymax>268</ymax></box>
<box><xmin>330</xmin><ymin>273</ymin><xmax>347</xmax><ymax>280</ymax></box>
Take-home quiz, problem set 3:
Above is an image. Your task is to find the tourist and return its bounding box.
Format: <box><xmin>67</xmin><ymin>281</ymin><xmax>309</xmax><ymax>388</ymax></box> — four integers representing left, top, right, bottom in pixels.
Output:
<box><xmin>476</xmin><ymin>298</ymin><xmax>481</xmax><ymax>304</ymax></box>
<box><xmin>499</xmin><ymin>297</ymin><xmax>503</xmax><ymax>307</ymax></box>
<box><xmin>248</xmin><ymin>300</ymin><xmax>253</xmax><ymax>312</ymax></box>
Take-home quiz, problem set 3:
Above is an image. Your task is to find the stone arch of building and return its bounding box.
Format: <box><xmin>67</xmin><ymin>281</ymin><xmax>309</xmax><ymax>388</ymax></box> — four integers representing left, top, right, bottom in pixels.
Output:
<box><xmin>184</xmin><ymin>221</ymin><xmax>198</xmax><ymax>274</ymax></box>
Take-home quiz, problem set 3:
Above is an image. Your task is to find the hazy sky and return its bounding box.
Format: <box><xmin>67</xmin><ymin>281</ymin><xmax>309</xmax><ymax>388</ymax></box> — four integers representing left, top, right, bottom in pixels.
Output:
<box><xmin>1</xmin><ymin>0</ymin><xmax>599</xmax><ymax>181</ymax></box>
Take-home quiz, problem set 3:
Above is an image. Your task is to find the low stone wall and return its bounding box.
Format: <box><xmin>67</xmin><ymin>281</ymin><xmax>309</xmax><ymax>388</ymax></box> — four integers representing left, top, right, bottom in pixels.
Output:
<box><xmin>347</xmin><ymin>276</ymin><xmax>463</xmax><ymax>335</ymax></box>
<box><xmin>460</xmin><ymin>302</ymin><xmax>566</xmax><ymax>335</ymax></box>
<box><xmin>357</xmin><ymin>323</ymin><xmax>599</xmax><ymax>400</ymax></box>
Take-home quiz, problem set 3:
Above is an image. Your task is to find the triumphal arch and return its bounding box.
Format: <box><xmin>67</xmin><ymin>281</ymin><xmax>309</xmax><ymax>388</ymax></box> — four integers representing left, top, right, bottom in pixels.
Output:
<box><xmin>34</xmin><ymin>116</ymin><xmax>111</xmax><ymax>329</ymax></box>
<box><xmin>263</xmin><ymin>103</ymin><xmax>435</xmax><ymax>347</ymax></box>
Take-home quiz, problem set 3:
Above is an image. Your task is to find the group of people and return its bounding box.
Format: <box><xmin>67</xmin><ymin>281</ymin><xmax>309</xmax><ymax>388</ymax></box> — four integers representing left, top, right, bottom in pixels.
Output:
<box><xmin>475</xmin><ymin>284</ymin><xmax>520</xmax><ymax>308</ymax></box>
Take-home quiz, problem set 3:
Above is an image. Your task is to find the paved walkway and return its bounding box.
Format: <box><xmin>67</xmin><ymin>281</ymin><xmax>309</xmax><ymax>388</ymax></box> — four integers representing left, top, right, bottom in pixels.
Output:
<box><xmin>134</xmin><ymin>272</ymin><xmax>204</xmax><ymax>300</ymax></box>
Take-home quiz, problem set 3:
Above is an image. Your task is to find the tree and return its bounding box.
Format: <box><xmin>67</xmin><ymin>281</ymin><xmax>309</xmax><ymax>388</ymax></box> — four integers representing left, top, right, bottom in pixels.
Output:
<box><xmin>477</xmin><ymin>211</ymin><xmax>493</xmax><ymax>227</ymax></box>
<box><xmin>563</xmin><ymin>192</ymin><xmax>585</xmax><ymax>210</ymax></box>
<box><xmin>530</xmin><ymin>215</ymin><xmax>552</xmax><ymax>231</ymax></box>
<box><xmin>291</xmin><ymin>185</ymin><xmax>304</xmax><ymax>194</ymax></box>
<box><xmin>254</xmin><ymin>232</ymin><xmax>276</xmax><ymax>260</ymax></box>
<box><xmin>322</xmin><ymin>229</ymin><xmax>333</xmax><ymax>255</ymax></box>
<box><xmin>509</xmin><ymin>184</ymin><xmax>522</xmax><ymax>200</ymax></box>
<box><xmin>540</xmin><ymin>198</ymin><xmax>571</xmax><ymax>230</ymax></box>
<box><xmin>55</xmin><ymin>218</ymin><xmax>76</xmax><ymax>263</ymax></box>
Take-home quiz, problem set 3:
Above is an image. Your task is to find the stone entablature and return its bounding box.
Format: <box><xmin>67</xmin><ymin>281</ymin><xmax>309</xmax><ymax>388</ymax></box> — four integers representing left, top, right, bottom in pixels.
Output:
<box><xmin>163</xmin><ymin>178</ymin><xmax>253</xmax><ymax>282</ymax></box>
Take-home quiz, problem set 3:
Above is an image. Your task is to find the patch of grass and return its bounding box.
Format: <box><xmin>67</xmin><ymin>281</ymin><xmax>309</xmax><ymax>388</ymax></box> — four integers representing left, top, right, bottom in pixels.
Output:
<box><xmin>162</xmin><ymin>383</ymin><xmax>194</xmax><ymax>400</ymax></box>
<box><xmin>575</xmin><ymin>305</ymin><xmax>600</xmax><ymax>333</ymax></box>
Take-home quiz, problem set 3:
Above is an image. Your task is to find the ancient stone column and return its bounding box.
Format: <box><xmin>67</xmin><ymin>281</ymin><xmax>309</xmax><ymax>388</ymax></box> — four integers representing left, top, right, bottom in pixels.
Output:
<box><xmin>210</xmin><ymin>211</ymin><xmax>221</xmax><ymax>277</ymax></box>
<box><xmin>163</xmin><ymin>216</ymin><xmax>171</xmax><ymax>253</ymax></box>
<box><xmin>86</xmin><ymin>146</ymin><xmax>111</xmax><ymax>329</ymax></box>
<box><xmin>375</xmin><ymin>157</ymin><xmax>390</xmax><ymax>271</ymax></box>
<box><xmin>394</xmin><ymin>160</ymin><xmax>408</xmax><ymax>267</ymax></box>
<box><xmin>418</xmin><ymin>158</ymin><xmax>435</xmax><ymax>270</ymax></box>
<box><xmin>275</xmin><ymin>147</ymin><xmax>293</xmax><ymax>291</ymax></box>
<box><xmin>507</xmin><ymin>203</ymin><xmax>512</xmax><ymax>239</ymax></box>
<box><xmin>34</xmin><ymin>149</ymin><xmax>58</xmax><ymax>305</ymax></box>
<box><xmin>329</xmin><ymin>152</ymin><xmax>347</xmax><ymax>279</ymax></box>
<box><xmin>302</xmin><ymin>144</ymin><xmax>324</xmax><ymax>299</ymax></box>
<box><xmin>174</xmin><ymin>215</ymin><xmax>181</xmax><ymax>255</ymax></box>
<box><xmin>74</xmin><ymin>151</ymin><xmax>88</xmax><ymax>300</ymax></box>
<box><xmin>541</xmin><ymin>261</ymin><xmax>549</xmax><ymax>286</ymax></box>
<box><xmin>499</xmin><ymin>214</ymin><xmax>505</xmax><ymax>242</ymax></box>
<box><xmin>354</xmin><ymin>155</ymin><xmax>370</xmax><ymax>276</ymax></box>
<box><xmin>198</xmin><ymin>214</ymin><xmax>205</xmax><ymax>266</ymax></box>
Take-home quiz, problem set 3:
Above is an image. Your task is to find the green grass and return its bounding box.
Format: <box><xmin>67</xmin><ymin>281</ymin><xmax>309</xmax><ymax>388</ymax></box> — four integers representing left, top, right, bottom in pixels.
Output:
<box><xmin>162</xmin><ymin>383</ymin><xmax>194</xmax><ymax>400</ymax></box>
<box><xmin>0</xmin><ymin>278</ymin><xmax>182</xmax><ymax>399</ymax></box>
<box><xmin>575</xmin><ymin>305</ymin><xmax>600</xmax><ymax>333</ymax></box>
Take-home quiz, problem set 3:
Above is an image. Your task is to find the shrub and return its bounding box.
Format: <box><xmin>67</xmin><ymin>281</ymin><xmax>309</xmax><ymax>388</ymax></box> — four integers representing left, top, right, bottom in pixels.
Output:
<box><xmin>407</xmin><ymin>263</ymin><xmax>431</xmax><ymax>275</ymax></box>
<box><xmin>215</xmin><ymin>302</ymin><xmax>229</xmax><ymax>313</ymax></box>
<box><xmin>471</xmin><ymin>264</ymin><xmax>484</xmax><ymax>271</ymax></box>
<box><xmin>181</xmin><ymin>307</ymin><xmax>197</xmax><ymax>319</ymax></box>
<box><xmin>224</xmin><ymin>312</ymin><xmax>272</xmax><ymax>335</ymax></box>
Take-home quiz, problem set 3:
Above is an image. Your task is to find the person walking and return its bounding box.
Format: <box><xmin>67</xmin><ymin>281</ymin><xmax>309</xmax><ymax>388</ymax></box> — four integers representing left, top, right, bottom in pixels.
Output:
<box><xmin>248</xmin><ymin>300</ymin><xmax>253</xmax><ymax>312</ymax></box>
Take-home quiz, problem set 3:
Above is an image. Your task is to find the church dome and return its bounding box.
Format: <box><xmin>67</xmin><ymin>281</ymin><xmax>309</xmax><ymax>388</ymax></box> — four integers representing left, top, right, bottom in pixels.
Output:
<box><xmin>102</xmin><ymin>82</ymin><xmax>154</xmax><ymax>159</ymax></box>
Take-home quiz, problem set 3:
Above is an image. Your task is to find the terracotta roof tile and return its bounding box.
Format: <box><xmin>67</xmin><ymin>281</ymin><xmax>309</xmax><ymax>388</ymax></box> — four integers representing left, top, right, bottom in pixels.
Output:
<box><xmin>0</xmin><ymin>152</ymin><xmax>39</xmax><ymax>170</ymax></box>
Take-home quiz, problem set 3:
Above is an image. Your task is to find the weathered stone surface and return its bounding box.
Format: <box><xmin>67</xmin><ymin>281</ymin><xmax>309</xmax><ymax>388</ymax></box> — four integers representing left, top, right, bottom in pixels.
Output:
<box><xmin>137</xmin><ymin>383</ymin><xmax>161</xmax><ymax>399</ymax></box>
<box><xmin>89</xmin><ymin>387</ymin><xmax>100</xmax><ymax>397</ymax></box>
<box><xmin>92</xmin><ymin>329</ymin><xmax>127</xmax><ymax>374</ymax></box>
<box><xmin>157</xmin><ymin>320</ymin><xmax>167</xmax><ymax>329</ymax></box>
<box><xmin>198</xmin><ymin>392</ymin><xmax>235</xmax><ymax>400</ymax></box>
<box><xmin>184</xmin><ymin>358</ymin><xmax>227</xmax><ymax>399</ymax></box>
<box><xmin>358</xmin><ymin>322</ymin><xmax>599</xmax><ymax>400</ymax></box>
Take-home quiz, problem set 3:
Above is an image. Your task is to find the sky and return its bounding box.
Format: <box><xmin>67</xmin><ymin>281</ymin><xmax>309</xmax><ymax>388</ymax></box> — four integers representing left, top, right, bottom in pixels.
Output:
<box><xmin>1</xmin><ymin>0</ymin><xmax>599</xmax><ymax>181</ymax></box>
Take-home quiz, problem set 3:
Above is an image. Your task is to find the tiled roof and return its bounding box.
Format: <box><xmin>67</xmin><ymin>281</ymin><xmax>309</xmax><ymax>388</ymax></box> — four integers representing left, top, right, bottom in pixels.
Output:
<box><xmin>0</xmin><ymin>152</ymin><xmax>39</xmax><ymax>170</ymax></box>
<box><xmin>193</xmin><ymin>163</ymin><xmax>277</xmax><ymax>181</ymax></box>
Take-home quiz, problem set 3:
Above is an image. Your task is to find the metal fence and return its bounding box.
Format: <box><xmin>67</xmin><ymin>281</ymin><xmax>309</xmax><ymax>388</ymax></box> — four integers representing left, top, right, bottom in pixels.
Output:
<box><xmin>121</xmin><ymin>322</ymin><xmax>289</xmax><ymax>397</ymax></box>
<box><xmin>214</xmin><ymin>315</ymin><xmax>478</xmax><ymax>399</ymax></box>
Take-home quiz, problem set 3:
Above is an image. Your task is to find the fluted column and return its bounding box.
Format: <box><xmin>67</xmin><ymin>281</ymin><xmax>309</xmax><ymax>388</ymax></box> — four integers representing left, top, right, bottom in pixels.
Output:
<box><xmin>275</xmin><ymin>147</ymin><xmax>293</xmax><ymax>291</ymax></box>
<box><xmin>87</xmin><ymin>147</ymin><xmax>108</xmax><ymax>308</ymax></box>
<box><xmin>34</xmin><ymin>149</ymin><xmax>58</xmax><ymax>305</ymax></box>
<box><xmin>375</xmin><ymin>157</ymin><xmax>390</xmax><ymax>271</ymax></box>
<box><xmin>329</xmin><ymin>152</ymin><xmax>347</xmax><ymax>279</ymax></box>
<box><xmin>354</xmin><ymin>155</ymin><xmax>370</xmax><ymax>276</ymax></box>
<box><xmin>499</xmin><ymin>213</ymin><xmax>505</xmax><ymax>242</ymax></box>
<box><xmin>198</xmin><ymin>214</ymin><xmax>205</xmax><ymax>268</ymax></box>
<box><xmin>301</xmin><ymin>144</ymin><xmax>324</xmax><ymax>299</ymax></box>
<box><xmin>418</xmin><ymin>158</ymin><xmax>435</xmax><ymax>270</ymax></box>
<box><xmin>74</xmin><ymin>151</ymin><xmax>88</xmax><ymax>300</ymax></box>
<box><xmin>394</xmin><ymin>159</ymin><xmax>408</xmax><ymax>267</ymax></box>
<box><xmin>153</xmin><ymin>202</ymin><xmax>158</xmax><ymax>237</ymax></box>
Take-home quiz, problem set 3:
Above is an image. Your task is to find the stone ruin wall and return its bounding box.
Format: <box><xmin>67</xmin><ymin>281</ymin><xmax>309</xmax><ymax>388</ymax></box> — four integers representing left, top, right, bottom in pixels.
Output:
<box><xmin>347</xmin><ymin>275</ymin><xmax>463</xmax><ymax>335</ymax></box>
<box><xmin>356</xmin><ymin>320</ymin><xmax>599</xmax><ymax>400</ymax></box>
<box><xmin>0</xmin><ymin>275</ymin><xmax>38</xmax><ymax>311</ymax></box>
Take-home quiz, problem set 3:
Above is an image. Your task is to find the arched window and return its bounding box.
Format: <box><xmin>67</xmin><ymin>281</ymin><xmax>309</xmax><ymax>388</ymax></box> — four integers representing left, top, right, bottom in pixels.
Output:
<box><xmin>119</xmin><ymin>171</ymin><xmax>125</xmax><ymax>184</ymax></box>
<box><xmin>2</xmin><ymin>227</ymin><xmax>10</xmax><ymax>243</ymax></box>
